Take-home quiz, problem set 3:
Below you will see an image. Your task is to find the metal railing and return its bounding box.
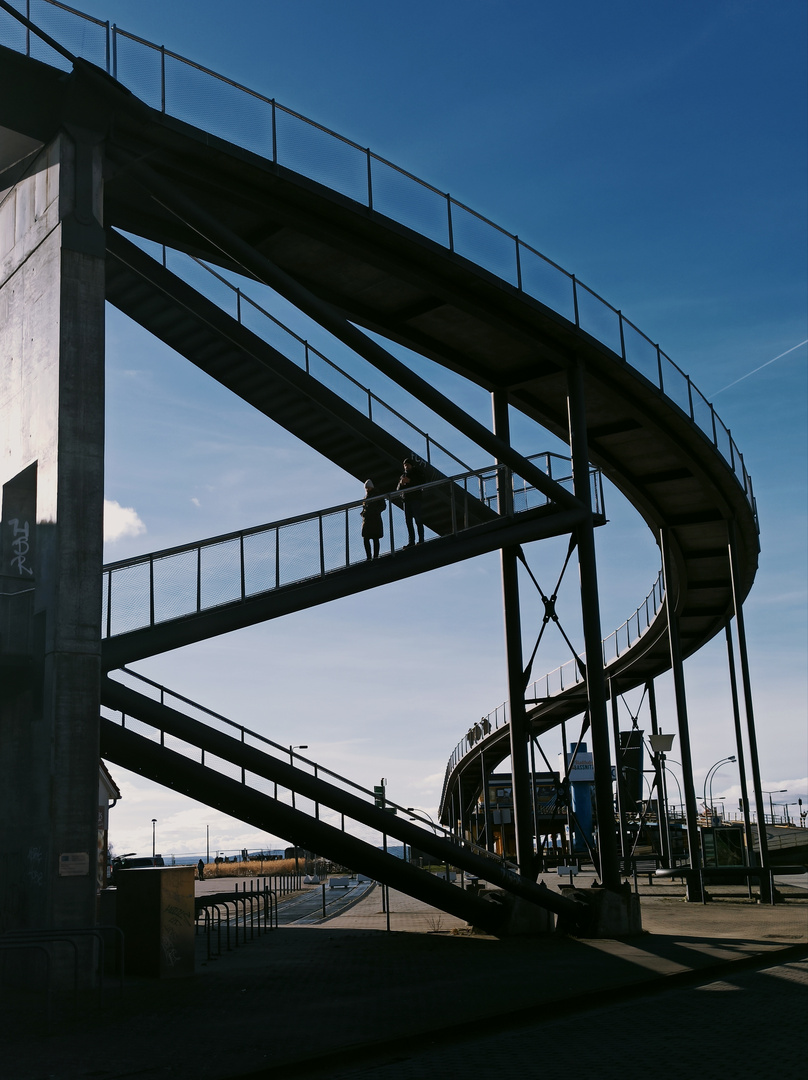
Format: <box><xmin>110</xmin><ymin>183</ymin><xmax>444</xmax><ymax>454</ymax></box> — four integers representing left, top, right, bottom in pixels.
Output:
<box><xmin>0</xmin><ymin>0</ymin><xmax>756</xmax><ymax>526</ymax></box>
<box><xmin>102</xmin><ymin>665</ymin><xmax>514</xmax><ymax>870</ymax></box>
<box><xmin>126</xmin><ymin>236</ymin><xmax>474</xmax><ymax>479</ymax></box>
<box><xmin>102</xmin><ymin>460</ymin><xmax>595</xmax><ymax>640</ymax></box>
<box><xmin>444</xmin><ymin>568</ymin><xmax>666</xmax><ymax>776</ymax></box>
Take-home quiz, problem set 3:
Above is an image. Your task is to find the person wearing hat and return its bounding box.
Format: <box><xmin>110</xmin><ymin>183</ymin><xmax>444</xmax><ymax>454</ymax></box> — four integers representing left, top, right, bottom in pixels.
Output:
<box><xmin>397</xmin><ymin>457</ymin><xmax>425</xmax><ymax>546</ymax></box>
<box><xmin>360</xmin><ymin>479</ymin><xmax>386</xmax><ymax>559</ymax></box>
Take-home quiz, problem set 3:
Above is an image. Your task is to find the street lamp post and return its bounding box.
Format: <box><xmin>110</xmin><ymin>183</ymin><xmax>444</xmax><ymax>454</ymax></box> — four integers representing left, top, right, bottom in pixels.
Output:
<box><xmin>702</xmin><ymin>757</ymin><xmax>736</xmax><ymax>823</ymax></box>
<box><xmin>151</xmin><ymin>818</ymin><xmax>157</xmax><ymax>860</ymax></box>
<box><xmin>763</xmin><ymin>789</ymin><xmax>787</xmax><ymax>824</ymax></box>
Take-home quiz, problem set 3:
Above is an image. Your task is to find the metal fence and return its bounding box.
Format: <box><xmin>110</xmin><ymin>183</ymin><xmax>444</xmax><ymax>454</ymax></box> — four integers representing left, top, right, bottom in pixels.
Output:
<box><xmin>102</xmin><ymin>460</ymin><xmax>592</xmax><ymax>640</ymax></box>
<box><xmin>2</xmin><ymin>0</ymin><xmax>756</xmax><ymax>525</ymax></box>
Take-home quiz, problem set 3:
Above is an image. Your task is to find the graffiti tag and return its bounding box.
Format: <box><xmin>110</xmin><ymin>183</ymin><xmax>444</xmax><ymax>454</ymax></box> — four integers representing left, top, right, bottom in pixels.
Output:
<box><xmin>8</xmin><ymin>518</ymin><xmax>33</xmax><ymax>576</ymax></box>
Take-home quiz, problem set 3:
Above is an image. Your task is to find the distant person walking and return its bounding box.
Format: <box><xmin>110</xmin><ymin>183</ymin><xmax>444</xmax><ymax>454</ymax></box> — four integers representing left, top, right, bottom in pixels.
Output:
<box><xmin>197</xmin><ymin>859</ymin><xmax>205</xmax><ymax>881</ymax></box>
<box><xmin>360</xmin><ymin>479</ymin><xmax>385</xmax><ymax>559</ymax></box>
<box><xmin>397</xmin><ymin>457</ymin><xmax>425</xmax><ymax>546</ymax></box>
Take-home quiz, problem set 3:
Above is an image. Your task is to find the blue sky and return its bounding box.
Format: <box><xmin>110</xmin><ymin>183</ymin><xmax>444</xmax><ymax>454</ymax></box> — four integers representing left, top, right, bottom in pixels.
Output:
<box><xmin>33</xmin><ymin>0</ymin><xmax>805</xmax><ymax>857</ymax></box>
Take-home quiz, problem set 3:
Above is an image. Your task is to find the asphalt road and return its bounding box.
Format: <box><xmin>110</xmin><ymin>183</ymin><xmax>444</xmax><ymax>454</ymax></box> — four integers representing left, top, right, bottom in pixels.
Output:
<box><xmin>275</xmin><ymin>879</ymin><xmax>375</xmax><ymax>925</ymax></box>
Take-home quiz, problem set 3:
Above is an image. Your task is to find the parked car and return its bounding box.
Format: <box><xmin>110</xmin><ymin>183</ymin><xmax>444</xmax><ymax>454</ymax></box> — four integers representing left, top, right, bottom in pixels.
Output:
<box><xmin>110</xmin><ymin>854</ymin><xmax>164</xmax><ymax>884</ymax></box>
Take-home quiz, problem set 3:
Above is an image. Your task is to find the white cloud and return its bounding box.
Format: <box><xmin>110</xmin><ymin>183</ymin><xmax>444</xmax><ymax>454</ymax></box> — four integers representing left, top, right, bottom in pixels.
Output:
<box><xmin>104</xmin><ymin>499</ymin><xmax>146</xmax><ymax>543</ymax></box>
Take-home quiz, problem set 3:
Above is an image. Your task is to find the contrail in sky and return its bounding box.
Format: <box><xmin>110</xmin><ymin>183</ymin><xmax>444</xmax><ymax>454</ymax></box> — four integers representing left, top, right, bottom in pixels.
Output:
<box><xmin>712</xmin><ymin>339</ymin><xmax>808</xmax><ymax>397</ymax></box>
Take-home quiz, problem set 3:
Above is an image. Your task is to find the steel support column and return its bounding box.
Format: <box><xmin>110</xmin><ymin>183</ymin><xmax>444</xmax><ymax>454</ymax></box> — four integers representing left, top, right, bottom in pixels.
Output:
<box><xmin>492</xmin><ymin>389</ymin><xmax>534</xmax><ymax>877</ymax></box>
<box><xmin>724</xmin><ymin>622</ymin><xmax>755</xmax><ymax>866</ymax></box>
<box><xmin>660</xmin><ymin>528</ymin><xmax>703</xmax><ymax>899</ymax></box>
<box><xmin>727</xmin><ymin>522</ymin><xmax>770</xmax><ymax>876</ymax></box>
<box><xmin>609</xmin><ymin>679</ymin><xmax>630</xmax><ymax>862</ymax></box>
<box><xmin>567</xmin><ymin>361</ymin><xmax>620</xmax><ymax>890</ymax></box>
<box><xmin>529</xmin><ymin>736</ymin><xmax>543</xmax><ymax>872</ymax></box>
<box><xmin>481</xmin><ymin>749</ymin><xmax>493</xmax><ymax>854</ymax></box>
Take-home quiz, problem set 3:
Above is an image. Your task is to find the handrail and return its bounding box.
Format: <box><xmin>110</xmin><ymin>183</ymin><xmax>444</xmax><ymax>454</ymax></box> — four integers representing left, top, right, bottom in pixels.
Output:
<box><xmin>0</xmin><ymin>0</ymin><xmax>756</xmax><ymax>527</ymax></box>
<box><xmin>103</xmin><ymin>665</ymin><xmax>515</xmax><ymax>870</ymax></box>
<box><xmin>101</xmin><ymin>460</ymin><xmax>596</xmax><ymax>640</ymax></box>
<box><xmin>124</xmin><ymin>235</ymin><xmax>473</xmax><ymax>478</ymax></box>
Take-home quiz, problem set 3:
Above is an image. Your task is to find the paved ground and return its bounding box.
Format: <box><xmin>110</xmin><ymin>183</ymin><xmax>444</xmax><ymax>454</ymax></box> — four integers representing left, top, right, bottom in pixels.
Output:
<box><xmin>2</xmin><ymin>873</ymin><xmax>806</xmax><ymax>1080</ymax></box>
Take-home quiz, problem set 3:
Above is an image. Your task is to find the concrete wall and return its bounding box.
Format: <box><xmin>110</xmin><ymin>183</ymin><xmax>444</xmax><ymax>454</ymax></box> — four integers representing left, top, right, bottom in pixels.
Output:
<box><xmin>0</xmin><ymin>129</ymin><xmax>105</xmax><ymax>941</ymax></box>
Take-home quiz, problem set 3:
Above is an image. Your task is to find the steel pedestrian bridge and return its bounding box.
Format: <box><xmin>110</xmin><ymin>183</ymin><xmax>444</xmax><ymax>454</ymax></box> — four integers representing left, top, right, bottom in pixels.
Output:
<box><xmin>0</xmin><ymin>1</ymin><xmax>762</xmax><ymax>931</ymax></box>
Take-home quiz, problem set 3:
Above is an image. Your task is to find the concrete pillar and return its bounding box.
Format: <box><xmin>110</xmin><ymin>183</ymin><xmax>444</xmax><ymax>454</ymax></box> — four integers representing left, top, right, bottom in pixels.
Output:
<box><xmin>0</xmin><ymin>129</ymin><xmax>105</xmax><ymax>951</ymax></box>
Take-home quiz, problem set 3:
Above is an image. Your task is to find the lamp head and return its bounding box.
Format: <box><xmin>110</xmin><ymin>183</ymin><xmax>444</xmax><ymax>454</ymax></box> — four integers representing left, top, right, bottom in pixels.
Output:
<box><xmin>649</xmin><ymin>733</ymin><xmax>675</xmax><ymax>753</ymax></box>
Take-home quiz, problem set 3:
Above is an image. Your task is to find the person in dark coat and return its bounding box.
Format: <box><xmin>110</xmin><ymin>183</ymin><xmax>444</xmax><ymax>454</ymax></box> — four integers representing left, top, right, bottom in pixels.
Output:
<box><xmin>397</xmin><ymin>457</ymin><xmax>425</xmax><ymax>546</ymax></box>
<box><xmin>360</xmin><ymin>479</ymin><xmax>385</xmax><ymax>559</ymax></box>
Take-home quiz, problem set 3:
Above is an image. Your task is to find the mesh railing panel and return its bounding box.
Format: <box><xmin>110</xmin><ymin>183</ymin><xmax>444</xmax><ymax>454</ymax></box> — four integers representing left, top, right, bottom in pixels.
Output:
<box><xmin>275</xmin><ymin>107</ymin><xmax>368</xmax><ymax>203</ymax></box>
<box><xmin>450</xmin><ymin>203</ymin><xmax>520</xmax><ymax>287</ymax></box>
<box><xmin>369</xmin><ymin>157</ymin><xmax>451</xmax><ymax>246</ymax></box>
<box><xmin>113</xmin><ymin>32</ymin><xmax>163</xmax><ymax>112</ymax></box>
<box><xmin>242</xmin><ymin>529</ymin><xmax>277</xmax><ymax>596</ymax></box>
<box><xmin>200</xmin><ymin>537</ymin><xmax>243</xmax><ymax>609</ymax></box>
<box><xmin>576</xmin><ymin>284</ymin><xmax>623</xmax><ymax>358</ymax></box>
<box><xmin>622</xmin><ymin>321</ymin><xmax>660</xmax><ymax>386</ymax></box>
<box><xmin>691</xmin><ymin>387</ymin><xmax>716</xmax><ymax>444</ymax></box>
<box><xmin>107</xmin><ymin>561</ymin><xmax>151</xmax><ymax>636</ymax></box>
<box><xmin>277</xmin><ymin>515</ymin><xmax>322</xmax><ymax>587</ymax></box>
<box><xmin>321</xmin><ymin>509</ymin><xmax>351</xmax><ymax>574</ymax></box>
<box><xmin>661</xmin><ymin>359</ymin><xmax>693</xmax><ymax>419</ymax></box>
<box><xmin>152</xmin><ymin>547</ymin><xmax>198</xmax><ymax>623</ymax></box>
<box><xmin>165</xmin><ymin>56</ymin><xmax>271</xmax><ymax>156</ymax></box>
<box><xmin>518</xmin><ymin>246</ymin><xmax>577</xmax><ymax>323</ymax></box>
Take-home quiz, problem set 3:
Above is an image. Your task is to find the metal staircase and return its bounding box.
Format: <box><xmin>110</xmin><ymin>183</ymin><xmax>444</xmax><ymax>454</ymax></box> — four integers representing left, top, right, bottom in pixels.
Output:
<box><xmin>105</xmin><ymin>230</ymin><xmax>473</xmax><ymax>498</ymax></box>
<box><xmin>100</xmin><ymin>669</ymin><xmax>590</xmax><ymax>933</ymax></box>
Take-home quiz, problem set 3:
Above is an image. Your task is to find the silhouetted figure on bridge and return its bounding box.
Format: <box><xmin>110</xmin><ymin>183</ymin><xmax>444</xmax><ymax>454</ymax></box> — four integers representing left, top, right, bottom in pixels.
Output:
<box><xmin>397</xmin><ymin>457</ymin><xmax>425</xmax><ymax>546</ymax></box>
<box><xmin>361</xmin><ymin>479</ymin><xmax>386</xmax><ymax>559</ymax></box>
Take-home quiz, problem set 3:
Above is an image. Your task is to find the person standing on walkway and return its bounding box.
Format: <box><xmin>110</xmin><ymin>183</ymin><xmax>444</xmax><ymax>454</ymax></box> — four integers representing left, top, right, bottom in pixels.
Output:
<box><xmin>197</xmin><ymin>858</ymin><xmax>205</xmax><ymax>881</ymax></box>
<box><xmin>360</xmin><ymin>479</ymin><xmax>385</xmax><ymax>559</ymax></box>
<box><xmin>397</xmin><ymin>457</ymin><xmax>425</xmax><ymax>546</ymax></box>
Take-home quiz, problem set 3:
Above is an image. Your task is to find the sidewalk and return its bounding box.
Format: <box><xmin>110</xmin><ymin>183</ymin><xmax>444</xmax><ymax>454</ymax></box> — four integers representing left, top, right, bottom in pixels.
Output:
<box><xmin>4</xmin><ymin>876</ymin><xmax>807</xmax><ymax>1080</ymax></box>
